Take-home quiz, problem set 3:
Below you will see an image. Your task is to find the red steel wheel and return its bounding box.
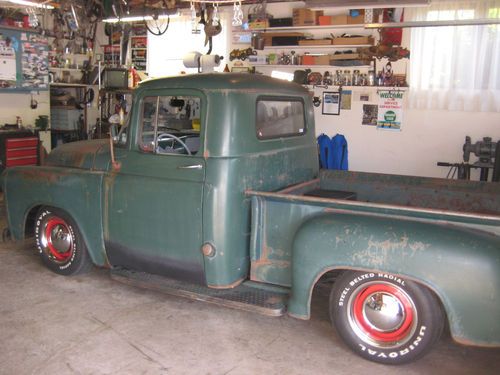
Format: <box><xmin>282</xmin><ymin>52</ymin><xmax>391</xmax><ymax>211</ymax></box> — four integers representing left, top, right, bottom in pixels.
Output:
<box><xmin>35</xmin><ymin>207</ymin><xmax>92</xmax><ymax>275</ymax></box>
<box><xmin>330</xmin><ymin>271</ymin><xmax>444</xmax><ymax>364</ymax></box>
<box><xmin>350</xmin><ymin>282</ymin><xmax>417</xmax><ymax>346</ymax></box>
<box><xmin>42</xmin><ymin>217</ymin><xmax>74</xmax><ymax>262</ymax></box>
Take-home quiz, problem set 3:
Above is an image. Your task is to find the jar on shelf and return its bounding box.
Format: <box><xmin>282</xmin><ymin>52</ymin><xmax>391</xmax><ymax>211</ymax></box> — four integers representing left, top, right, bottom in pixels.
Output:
<box><xmin>353</xmin><ymin>70</ymin><xmax>361</xmax><ymax>86</ymax></box>
<box><xmin>368</xmin><ymin>70</ymin><xmax>376</xmax><ymax>86</ymax></box>
<box><xmin>343</xmin><ymin>70</ymin><xmax>352</xmax><ymax>86</ymax></box>
<box><xmin>360</xmin><ymin>73</ymin><xmax>368</xmax><ymax>86</ymax></box>
<box><xmin>334</xmin><ymin>70</ymin><xmax>343</xmax><ymax>86</ymax></box>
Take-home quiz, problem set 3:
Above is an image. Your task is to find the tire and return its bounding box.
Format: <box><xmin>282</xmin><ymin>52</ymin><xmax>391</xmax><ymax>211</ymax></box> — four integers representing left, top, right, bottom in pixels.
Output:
<box><xmin>329</xmin><ymin>271</ymin><xmax>444</xmax><ymax>365</ymax></box>
<box><xmin>34</xmin><ymin>207</ymin><xmax>92</xmax><ymax>275</ymax></box>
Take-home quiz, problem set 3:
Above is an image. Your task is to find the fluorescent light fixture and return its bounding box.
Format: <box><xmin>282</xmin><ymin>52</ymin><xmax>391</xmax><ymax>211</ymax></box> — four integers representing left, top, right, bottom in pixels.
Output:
<box><xmin>103</xmin><ymin>13</ymin><xmax>179</xmax><ymax>23</ymax></box>
<box><xmin>271</xmin><ymin>71</ymin><xmax>294</xmax><ymax>82</ymax></box>
<box><xmin>5</xmin><ymin>0</ymin><xmax>54</xmax><ymax>9</ymax></box>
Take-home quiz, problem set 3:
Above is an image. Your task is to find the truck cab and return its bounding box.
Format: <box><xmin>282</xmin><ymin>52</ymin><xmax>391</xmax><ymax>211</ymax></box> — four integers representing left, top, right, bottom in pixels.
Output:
<box><xmin>101</xmin><ymin>74</ymin><xmax>318</xmax><ymax>287</ymax></box>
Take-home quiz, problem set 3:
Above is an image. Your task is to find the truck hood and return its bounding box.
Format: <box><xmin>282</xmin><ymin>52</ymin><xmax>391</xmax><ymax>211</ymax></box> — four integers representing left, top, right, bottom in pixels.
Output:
<box><xmin>45</xmin><ymin>139</ymin><xmax>111</xmax><ymax>171</ymax></box>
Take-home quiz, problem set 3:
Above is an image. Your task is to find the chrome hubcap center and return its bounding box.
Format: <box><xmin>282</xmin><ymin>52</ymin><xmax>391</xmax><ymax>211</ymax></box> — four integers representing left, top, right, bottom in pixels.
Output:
<box><xmin>363</xmin><ymin>292</ymin><xmax>405</xmax><ymax>332</ymax></box>
<box><xmin>51</xmin><ymin>226</ymin><xmax>71</xmax><ymax>252</ymax></box>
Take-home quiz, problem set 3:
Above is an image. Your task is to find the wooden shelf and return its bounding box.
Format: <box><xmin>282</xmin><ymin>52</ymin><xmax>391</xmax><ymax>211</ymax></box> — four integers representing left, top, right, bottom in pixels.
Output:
<box><xmin>263</xmin><ymin>44</ymin><xmax>371</xmax><ymax>50</ymax></box>
<box><xmin>252</xmin><ymin>64</ymin><xmax>372</xmax><ymax>68</ymax></box>
<box><xmin>50</xmin><ymin>105</ymin><xmax>82</xmax><ymax>109</ymax></box>
<box><xmin>50</xmin><ymin>83</ymin><xmax>91</xmax><ymax>88</ymax></box>
<box><xmin>304</xmin><ymin>85</ymin><xmax>409</xmax><ymax>90</ymax></box>
<box><xmin>49</xmin><ymin>67</ymin><xmax>83</xmax><ymax>72</ymax></box>
<box><xmin>249</xmin><ymin>24</ymin><xmax>365</xmax><ymax>32</ymax></box>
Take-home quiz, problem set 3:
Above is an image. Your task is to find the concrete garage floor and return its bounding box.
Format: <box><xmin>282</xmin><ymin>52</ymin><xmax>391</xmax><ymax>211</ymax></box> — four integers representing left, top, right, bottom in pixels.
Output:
<box><xmin>1</xmin><ymin>240</ymin><xmax>499</xmax><ymax>375</ymax></box>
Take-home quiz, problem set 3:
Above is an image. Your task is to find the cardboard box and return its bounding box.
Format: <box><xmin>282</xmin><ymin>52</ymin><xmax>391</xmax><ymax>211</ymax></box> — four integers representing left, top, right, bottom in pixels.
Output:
<box><xmin>348</xmin><ymin>14</ymin><xmax>365</xmax><ymax>24</ymax></box>
<box><xmin>318</xmin><ymin>15</ymin><xmax>331</xmax><ymax>26</ymax></box>
<box><xmin>302</xmin><ymin>55</ymin><xmax>315</xmax><ymax>65</ymax></box>
<box><xmin>262</xmin><ymin>32</ymin><xmax>304</xmax><ymax>46</ymax></box>
<box><xmin>331</xmin><ymin>36</ymin><xmax>374</xmax><ymax>45</ymax></box>
<box><xmin>298</xmin><ymin>39</ymin><xmax>332</xmax><ymax>46</ymax></box>
<box><xmin>331</xmin><ymin>15</ymin><xmax>349</xmax><ymax>25</ymax></box>
<box><xmin>249</xmin><ymin>20</ymin><xmax>269</xmax><ymax>30</ymax></box>
<box><xmin>315</xmin><ymin>55</ymin><xmax>331</xmax><ymax>65</ymax></box>
<box><xmin>330</xmin><ymin>53</ymin><xmax>360</xmax><ymax>60</ymax></box>
<box><xmin>248</xmin><ymin>55</ymin><xmax>268</xmax><ymax>64</ymax></box>
<box><xmin>293</xmin><ymin>8</ymin><xmax>323</xmax><ymax>26</ymax></box>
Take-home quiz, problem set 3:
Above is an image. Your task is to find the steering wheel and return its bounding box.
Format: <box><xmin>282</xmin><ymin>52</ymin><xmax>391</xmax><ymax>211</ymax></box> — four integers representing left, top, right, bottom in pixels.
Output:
<box><xmin>157</xmin><ymin>133</ymin><xmax>192</xmax><ymax>155</ymax></box>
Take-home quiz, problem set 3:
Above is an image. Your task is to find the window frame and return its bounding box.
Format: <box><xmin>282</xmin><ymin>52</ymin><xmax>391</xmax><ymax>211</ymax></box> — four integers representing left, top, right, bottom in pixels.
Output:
<box><xmin>255</xmin><ymin>96</ymin><xmax>307</xmax><ymax>141</ymax></box>
<box><xmin>137</xmin><ymin>92</ymin><xmax>204</xmax><ymax>156</ymax></box>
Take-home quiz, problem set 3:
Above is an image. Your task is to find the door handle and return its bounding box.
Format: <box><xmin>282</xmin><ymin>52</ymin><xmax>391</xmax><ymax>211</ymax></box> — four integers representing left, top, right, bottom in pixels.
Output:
<box><xmin>177</xmin><ymin>164</ymin><xmax>203</xmax><ymax>170</ymax></box>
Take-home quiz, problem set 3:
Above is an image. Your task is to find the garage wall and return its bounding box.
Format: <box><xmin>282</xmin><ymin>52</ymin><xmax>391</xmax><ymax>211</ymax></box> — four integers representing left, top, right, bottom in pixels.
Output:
<box><xmin>0</xmin><ymin>91</ymin><xmax>50</xmax><ymax>127</ymax></box>
<box><xmin>315</xmin><ymin>102</ymin><xmax>500</xmax><ymax>179</ymax></box>
<box><xmin>241</xmin><ymin>2</ymin><xmax>500</xmax><ymax>178</ymax></box>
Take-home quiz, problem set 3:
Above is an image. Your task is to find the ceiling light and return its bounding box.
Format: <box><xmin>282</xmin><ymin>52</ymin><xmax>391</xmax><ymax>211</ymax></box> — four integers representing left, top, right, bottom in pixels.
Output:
<box><xmin>5</xmin><ymin>0</ymin><xmax>54</xmax><ymax>9</ymax></box>
<box><xmin>103</xmin><ymin>13</ymin><xmax>179</xmax><ymax>23</ymax></box>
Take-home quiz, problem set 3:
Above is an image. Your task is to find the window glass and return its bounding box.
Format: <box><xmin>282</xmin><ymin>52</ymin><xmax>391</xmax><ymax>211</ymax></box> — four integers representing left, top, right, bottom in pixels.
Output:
<box><xmin>407</xmin><ymin>2</ymin><xmax>500</xmax><ymax>111</ymax></box>
<box><xmin>256</xmin><ymin>99</ymin><xmax>305</xmax><ymax>139</ymax></box>
<box><xmin>139</xmin><ymin>95</ymin><xmax>201</xmax><ymax>155</ymax></box>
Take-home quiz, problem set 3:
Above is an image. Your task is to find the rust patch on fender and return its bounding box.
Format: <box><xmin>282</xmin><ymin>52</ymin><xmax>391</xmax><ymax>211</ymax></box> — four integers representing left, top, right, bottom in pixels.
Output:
<box><xmin>251</xmin><ymin>243</ymin><xmax>291</xmax><ymax>281</ymax></box>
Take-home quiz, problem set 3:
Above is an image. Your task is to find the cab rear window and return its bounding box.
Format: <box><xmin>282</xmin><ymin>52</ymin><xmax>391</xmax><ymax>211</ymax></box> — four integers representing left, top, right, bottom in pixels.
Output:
<box><xmin>256</xmin><ymin>99</ymin><xmax>306</xmax><ymax>139</ymax></box>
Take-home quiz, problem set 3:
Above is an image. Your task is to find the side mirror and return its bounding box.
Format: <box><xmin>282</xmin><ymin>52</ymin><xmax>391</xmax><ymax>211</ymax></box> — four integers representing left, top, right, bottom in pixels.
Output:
<box><xmin>110</xmin><ymin>123</ymin><xmax>118</xmax><ymax>141</ymax></box>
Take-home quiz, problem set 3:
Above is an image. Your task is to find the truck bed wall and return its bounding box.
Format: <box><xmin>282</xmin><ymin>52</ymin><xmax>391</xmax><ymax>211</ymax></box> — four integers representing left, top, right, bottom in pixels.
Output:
<box><xmin>319</xmin><ymin>170</ymin><xmax>500</xmax><ymax>215</ymax></box>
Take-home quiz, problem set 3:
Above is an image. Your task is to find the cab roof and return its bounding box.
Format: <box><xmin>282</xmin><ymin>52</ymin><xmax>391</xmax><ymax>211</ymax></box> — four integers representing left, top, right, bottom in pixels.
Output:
<box><xmin>136</xmin><ymin>73</ymin><xmax>309</xmax><ymax>95</ymax></box>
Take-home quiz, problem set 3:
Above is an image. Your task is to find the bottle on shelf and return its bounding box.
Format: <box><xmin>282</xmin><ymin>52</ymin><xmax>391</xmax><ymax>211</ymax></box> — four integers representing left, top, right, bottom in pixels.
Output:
<box><xmin>343</xmin><ymin>70</ymin><xmax>352</xmax><ymax>86</ymax></box>
<box><xmin>353</xmin><ymin>70</ymin><xmax>361</xmax><ymax>86</ymax></box>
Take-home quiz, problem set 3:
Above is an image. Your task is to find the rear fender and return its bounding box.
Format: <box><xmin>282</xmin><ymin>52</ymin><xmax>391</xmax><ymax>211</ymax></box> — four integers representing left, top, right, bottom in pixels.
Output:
<box><xmin>288</xmin><ymin>213</ymin><xmax>500</xmax><ymax>347</ymax></box>
<box><xmin>3</xmin><ymin>166</ymin><xmax>108</xmax><ymax>267</ymax></box>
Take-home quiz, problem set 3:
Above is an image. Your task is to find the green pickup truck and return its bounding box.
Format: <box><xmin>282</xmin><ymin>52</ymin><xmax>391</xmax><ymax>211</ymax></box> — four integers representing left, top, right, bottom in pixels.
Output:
<box><xmin>3</xmin><ymin>74</ymin><xmax>499</xmax><ymax>365</ymax></box>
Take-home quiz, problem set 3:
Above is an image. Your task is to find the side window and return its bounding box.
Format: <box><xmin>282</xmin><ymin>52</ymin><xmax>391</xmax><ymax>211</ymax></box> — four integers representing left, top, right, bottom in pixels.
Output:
<box><xmin>256</xmin><ymin>99</ymin><xmax>305</xmax><ymax>140</ymax></box>
<box><xmin>139</xmin><ymin>95</ymin><xmax>201</xmax><ymax>155</ymax></box>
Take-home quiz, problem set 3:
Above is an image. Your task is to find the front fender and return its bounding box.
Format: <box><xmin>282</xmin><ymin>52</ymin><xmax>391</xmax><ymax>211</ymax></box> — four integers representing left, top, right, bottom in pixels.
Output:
<box><xmin>3</xmin><ymin>166</ymin><xmax>108</xmax><ymax>267</ymax></box>
<box><xmin>288</xmin><ymin>213</ymin><xmax>500</xmax><ymax>347</ymax></box>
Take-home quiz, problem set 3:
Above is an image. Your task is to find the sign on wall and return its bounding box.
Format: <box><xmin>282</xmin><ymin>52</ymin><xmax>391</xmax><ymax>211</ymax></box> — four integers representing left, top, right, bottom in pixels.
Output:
<box><xmin>377</xmin><ymin>90</ymin><xmax>404</xmax><ymax>131</ymax></box>
<box><xmin>0</xmin><ymin>27</ymin><xmax>48</xmax><ymax>92</ymax></box>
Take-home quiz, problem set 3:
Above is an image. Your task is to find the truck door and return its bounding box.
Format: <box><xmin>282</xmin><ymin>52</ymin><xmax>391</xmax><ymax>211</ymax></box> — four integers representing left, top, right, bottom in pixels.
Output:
<box><xmin>103</xmin><ymin>90</ymin><xmax>207</xmax><ymax>284</ymax></box>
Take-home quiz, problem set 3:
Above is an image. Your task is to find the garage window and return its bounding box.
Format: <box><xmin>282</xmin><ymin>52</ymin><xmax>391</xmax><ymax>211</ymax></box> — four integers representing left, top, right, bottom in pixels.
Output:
<box><xmin>256</xmin><ymin>99</ymin><xmax>306</xmax><ymax>140</ymax></box>
<box><xmin>407</xmin><ymin>1</ymin><xmax>500</xmax><ymax>111</ymax></box>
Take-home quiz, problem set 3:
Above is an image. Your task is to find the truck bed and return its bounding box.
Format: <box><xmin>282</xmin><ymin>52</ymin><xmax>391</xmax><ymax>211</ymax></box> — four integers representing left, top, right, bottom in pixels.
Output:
<box><xmin>247</xmin><ymin>170</ymin><xmax>500</xmax><ymax>287</ymax></box>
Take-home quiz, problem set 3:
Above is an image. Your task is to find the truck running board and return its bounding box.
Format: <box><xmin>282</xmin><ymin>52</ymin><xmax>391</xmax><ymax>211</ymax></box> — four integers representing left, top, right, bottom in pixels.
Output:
<box><xmin>110</xmin><ymin>268</ymin><xmax>288</xmax><ymax>317</ymax></box>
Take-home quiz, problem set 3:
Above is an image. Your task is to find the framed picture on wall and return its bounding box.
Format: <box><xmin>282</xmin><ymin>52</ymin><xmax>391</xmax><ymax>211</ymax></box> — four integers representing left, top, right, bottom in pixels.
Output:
<box><xmin>322</xmin><ymin>91</ymin><xmax>341</xmax><ymax>115</ymax></box>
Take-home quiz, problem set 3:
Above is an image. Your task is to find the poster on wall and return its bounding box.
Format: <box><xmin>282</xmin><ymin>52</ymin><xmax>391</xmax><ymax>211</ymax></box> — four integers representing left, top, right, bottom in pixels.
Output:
<box><xmin>322</xmin><ymin>91</ymin><xmax>341</xmax><ymax>115</ymax></box>
<box><xmin>340</xmin><ymin>90</ymin><xmax>352</xmax><ymax>110</ymax></box>
<box><xmin>0</xmin><ymin>27</ymin><xmax>48</xmax><ymax>91</ymax></box>
<box><xmin>362</xmin><ymin>104</ymin><xmax>378</xmax><ymax>126</ymax></box>
<box><xmin>377</xmin><ymin>90</ymin><xmax>404</xmax><ymax>131</ymax></box>
<box><xmin>0</xmin><ymin>31</ymin><xmax>18</xmax><ymax>87</ymax></box>
<box><xmin>21</xmin><ymin>33</ymin><xmax>48</xmax><ymax>89</ymax></box>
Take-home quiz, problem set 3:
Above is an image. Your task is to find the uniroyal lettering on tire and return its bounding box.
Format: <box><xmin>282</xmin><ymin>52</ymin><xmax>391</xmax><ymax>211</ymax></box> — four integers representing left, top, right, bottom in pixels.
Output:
<box><xmin>35</xmin><ymin>207</ymin><xmax>92</xmax><ymax>276</ymax></box>
<box><xmin>329</xmin><ymin>271</ymin><xmax>444</xmax><ymax>365</ymax></box>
